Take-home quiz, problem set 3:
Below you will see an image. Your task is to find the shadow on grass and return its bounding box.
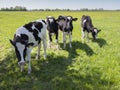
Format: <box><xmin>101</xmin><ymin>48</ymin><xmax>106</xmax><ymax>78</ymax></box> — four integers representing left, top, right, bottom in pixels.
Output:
<box><xmin>92</xmin><ymin>38</ymin><xmax>107</xmax><ymax>48</ymax></box>
<box><xmin>60</xmin><ymin>41</ymin><xmax>94</xmax><ymax>56</ymax></box>
<box><xmin>0</xmin><ymin>46</ymin><xmax>115</xmax><ymax>90</ymax></box>
<box><xmin>0</xmin><ymin>51</ymin><xmax>73</xmax><ymax>90</ymax></box>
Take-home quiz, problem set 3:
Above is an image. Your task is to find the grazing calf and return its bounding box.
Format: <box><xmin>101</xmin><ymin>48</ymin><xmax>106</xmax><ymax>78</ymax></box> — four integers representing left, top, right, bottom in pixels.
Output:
<box><xmin>9</xmin><ymin>19</ymin><xmax>47</xmax><ymax>73</ymax></box>
<box><xmin>81</xmin><ymin>15</ymin><xmax>101</xmax><ymax>42</ymax></box>
<box><xmin>57</xmin><ymin>15</ymin><xmax>78</xmax><ymax>48</ymax></box>
<box><xmin>46</xmin><ymin>16</ymin><xmax>59</xmax><ymax>49</ymax></box>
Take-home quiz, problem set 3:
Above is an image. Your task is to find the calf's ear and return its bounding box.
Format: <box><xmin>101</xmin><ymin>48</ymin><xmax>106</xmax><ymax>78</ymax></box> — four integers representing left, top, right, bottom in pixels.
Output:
<box><xmin>72</xmin><ymin>18</ymin><xmax>78</xmax><ymax>21</ymax></box>
<box><xmin>9</xmin><ymin>39</ymin><xmax>15</xmax><ymax>47</ymax></box>
<box><xmin>98</xmin><ymin>29</ymin><xmax>101</xmax><ymax>33</ymax></box>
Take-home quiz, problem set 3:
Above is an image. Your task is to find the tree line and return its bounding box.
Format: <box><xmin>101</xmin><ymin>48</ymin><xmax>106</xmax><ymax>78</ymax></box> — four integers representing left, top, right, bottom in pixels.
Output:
<box><xmin>0</xmin><ymin>6</ymin><xmax>27</xmax><ymax>11</ymax></box>
<box><xmin>0</xmin><ymin>6</ymin><xmax>119</xmax><ymax>11</ymax></box>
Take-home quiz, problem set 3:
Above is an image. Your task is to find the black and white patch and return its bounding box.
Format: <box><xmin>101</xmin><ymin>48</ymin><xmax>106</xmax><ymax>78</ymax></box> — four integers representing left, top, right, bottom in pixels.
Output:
<box><xmin>46</xmin><ymin>16</ymin><xmax>59</xmax><ymax>49</ymax></box>
<box><xmin>81</xmin><ymin>15</ymin><xmax>101</xmax><ymax>42</ymax></box>
<box><xmin>57</xmin><ymin>15</ymin><xmax>78</xmax><ymax>48</ymax></box>
<box><xmin>10</xmin><ymin>19</ymin><xmax>47</xmax><ymax>73</ymax></box>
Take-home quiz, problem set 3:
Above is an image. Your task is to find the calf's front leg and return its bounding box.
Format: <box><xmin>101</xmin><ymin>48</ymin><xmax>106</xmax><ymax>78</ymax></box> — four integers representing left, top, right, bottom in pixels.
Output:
<box><xmin>36</xmin><ymin>43</ymin><xmax>41</xmax><ymax>59</ymax></box>
<box><xmin>81</xmin><ymin>29</ymin><xmax>85</xmax><ymax>43</ymax></box>
<box><xmin>43</xmin><ymin>38</ymin><xmax>47</xmax><ymax>59</ymax></box>
<box><xmin>69</xmin><ymin>32</ymin><xmax>72</xmax><ymax>48</ymax></box>
<box><xmin>63</xmin><ymin>32</ymin><xmax>66</xmax><ymax>49</ymax></box>
<box><xmin>26</xmin><ymin>48</ymin><xmax>32</xmax><ymax>74</ymax></box>
<box><xmin>55</xmin><ymin>32</ymin><xmax>59</xmax><ymax>49</ymax></box>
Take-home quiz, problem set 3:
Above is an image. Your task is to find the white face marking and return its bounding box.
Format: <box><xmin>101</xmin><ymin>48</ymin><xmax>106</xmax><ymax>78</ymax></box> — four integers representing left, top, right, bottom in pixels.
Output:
<box><xmin>49</xmin><ymin>18</ymin><xmax>54</xmax><ymax>23</ymax></box>
<box><xmin>94</xmin><ymin>29</ymin><xmax>98</xmax><ymax>34</ymax></box>
<box><xmin>67</xmin><ymin>17</ymin><xmax>72</xmax><ymax>20</ymax></box>
<box><xmin>48</xmin><ymin>16</ymin><xmax>52</xmax><ymax>18</ymax></box>
<box><xmin>94</xmin><ymin>29</ymin><xmax>98</xmax><ymax>39</ymax></box>
<box><xmin>16</xmin><ymin>42</ymin><xmax>25</xmax><ymax>63</ymax></box>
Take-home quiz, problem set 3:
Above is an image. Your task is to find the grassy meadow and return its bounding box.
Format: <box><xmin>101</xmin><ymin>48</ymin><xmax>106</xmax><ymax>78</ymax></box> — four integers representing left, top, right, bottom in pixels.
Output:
<box><xmin>0</xmin><ymin>11</ymin><xmax>120</xmax><ymax>90</ymax></box>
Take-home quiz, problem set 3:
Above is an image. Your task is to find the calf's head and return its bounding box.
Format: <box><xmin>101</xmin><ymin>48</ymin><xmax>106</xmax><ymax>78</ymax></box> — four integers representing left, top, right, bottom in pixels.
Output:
<box><xmin>57</xmin><ymin>15</ymin><xmax>77</xmax><ymax>24</ymax></box>
<box><xmin>9</xmin><ymin>34</ymin><xmax>30</xmax><ymax>72</ymax></box>
<box><xmin>92</xmin><ymin>28</ymin><xmax>101</xmax><ymax>39</ymax></box>
<box><xmin>57</xmin><ymin>15</ymin><xmax>78</xmax><ymax>31</ymax></box>
<box><xmin>46</xmin><ymin>16</ymin><xmax>58</xmax><ymax>31</ymax></box>
<box><xmin>67</xmin><ymin>16</ymin><xmax>78</xmax><ymax>22</ymax></box>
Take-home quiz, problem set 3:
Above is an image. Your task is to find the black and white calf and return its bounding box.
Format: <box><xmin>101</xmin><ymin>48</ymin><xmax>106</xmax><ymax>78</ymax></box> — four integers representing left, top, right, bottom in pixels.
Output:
<box><xmin>46</xmin><ymin>16</ymin><xmax>59</xmax><ymax>49</ymax></box>
<box><xmin>9</xmin><ymin>19</ymin><xmax>47</xmax><ymax>73</ymax></box>
<box><xmin>81</xmin><ymin>15</ymin><xmax>101</xmax><ymax>42</ymax></box>
<box><xmin>57</xmin><ymin>15</ymin><xmax>78</xmax><ymax>48</ymax></box>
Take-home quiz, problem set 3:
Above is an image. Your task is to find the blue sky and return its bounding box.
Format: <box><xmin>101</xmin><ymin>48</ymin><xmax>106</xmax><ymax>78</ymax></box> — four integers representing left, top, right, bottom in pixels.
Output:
<box><xmin>0</xmin><ymin>0</ymin><xmax>120</xmax><ymax>10</ymax></box>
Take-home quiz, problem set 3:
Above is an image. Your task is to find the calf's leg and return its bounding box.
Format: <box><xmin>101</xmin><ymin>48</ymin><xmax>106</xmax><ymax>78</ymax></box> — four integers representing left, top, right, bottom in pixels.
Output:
<box><xmin>36</xmin><ymin>43</ymin><xmax>41</xmax><ymax>59</ymax></box>
<box><xmin>69</xmin><ymin>32</ymin><xmax>72</xmax><ymax>48</ymax></box>
<box><xmin>55</xmin><ymin>32</ymin><xmax>59</xmax><ymax>49</ymax></box>
<box><xmin>81</xmin><ymin>29</ymin><xmax>85</xmax><ymax>43</ymax></box>
<box><xmin>43</xmin><ymin>38</ymin><xmax>47</xmax><ymax>59</ymax></box>
<box><xmin>26</xmin><ymin>48</ymin><xmax>32</xmax><ymax>74</ymax></box>
<box><xmin>48</xmin><ymin>33</ymin><xmax>52</xmax><ymax>48</ymax></box>
<box><xmin>63</xmin><ymin>32</ymin><xmax>66</xmax><ymax>49</ymax></box>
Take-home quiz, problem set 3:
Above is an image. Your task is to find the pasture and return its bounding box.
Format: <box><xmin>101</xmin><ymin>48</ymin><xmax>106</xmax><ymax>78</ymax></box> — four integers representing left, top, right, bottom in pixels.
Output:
<box><xmin>0</xmin><ymin>11</ymin><xmax>120</xmax><ymax>90</ymax></box>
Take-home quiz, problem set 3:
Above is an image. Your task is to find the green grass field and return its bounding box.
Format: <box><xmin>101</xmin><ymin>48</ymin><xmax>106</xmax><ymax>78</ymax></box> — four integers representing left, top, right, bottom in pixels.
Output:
<box><xmin>0</xmin><ymin>11</ymin><xmax>120</xmax><ymax>90</ymax></box>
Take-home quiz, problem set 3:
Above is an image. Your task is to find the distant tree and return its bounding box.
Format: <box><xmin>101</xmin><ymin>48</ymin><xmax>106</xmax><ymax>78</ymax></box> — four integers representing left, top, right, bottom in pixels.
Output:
<box><xmin>0</xmin><ymin>6</ymin><xmax>27</xmax><ymax>11</ymax></box>
<box><xmin>14</xmin><ymin>6</ymin><xmax>27</xmax><ymax>11</ymax></box>
<box><xmin>67</xmin><ymin>9</ymin><xmax>70</xmax><ymax>11</ymax></box>
<box><xmin>80</xmin><ymin>8</ymin><xmax>88</xmax><ymax>11</ymax></box>
<box><xmin>10</xmin><ymin>7</ymin><xmax>14</xmax><ymax>11</ymax></box>
<box><xmin>45</xmin><ymin>8</ymin><xmax>51</xmax><ymax>11</ymax></box>
<box><xmin>99</xmin><ymin>8</ymin><xmax>104</xmax><ymax>11</ymax></box>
